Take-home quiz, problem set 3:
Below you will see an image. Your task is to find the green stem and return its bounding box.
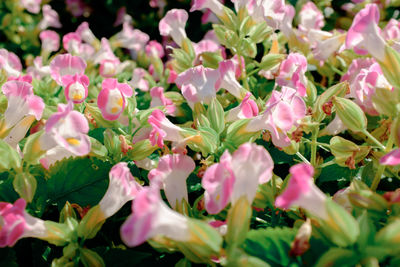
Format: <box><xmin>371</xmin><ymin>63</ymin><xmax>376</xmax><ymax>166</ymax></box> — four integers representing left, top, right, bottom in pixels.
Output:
<box><xmin>310</xmin><ymin>127</ymin><xmax>319</xmax><ymax>167</ymax></box>
<box><xmin>296</xmin><ymin>152</ymin><xmax>311</xmax><ymax>165</ymax></box>
<box><xmin>247</xmin><ymin>67</ymin><xmax>261</xmax><ymax>77</ymax></box>
<box><xmin>236</xmin><ymin>49</ymin><xmax>250</xmax><ymax>91</ymax></box>
<box><xmin>371</xmin><ymin>129</ymin><xmax>394</xmax><ymax>191</ymax></box>
<box><xmin>362</xmin><ymin>130</ymin><xmax>386</xmax><ymax>151</ymax></box>
<box><xmin>318</xmin><ymin>160</ymin><xmax>335</xmax><ymax>169</ymax></box>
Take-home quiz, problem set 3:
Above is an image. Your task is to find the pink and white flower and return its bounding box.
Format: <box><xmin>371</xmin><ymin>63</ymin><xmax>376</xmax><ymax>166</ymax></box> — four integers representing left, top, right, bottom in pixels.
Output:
<box><xmin>226</xmin><ymin>92</ymin><xmax>259</xmax><ymax>122</ymax></box>
<box><xmin>39</xmin><ymin>30</ymin><xmax>60</xmax><ymax>53</ymax></box>
<box><xmin>175</xmin><ymin>65</ymin><xmax>219</xmax><ymax>107</ymax></box>
<box><xmin>93</xmin><ymin>38</ymin><xmax>118</xmax><ymax>64</ymax></box>
<box><xmin>0</xmin><ymin>49</ymin><xmax>22</xmax><ymax>77</ymax></box>
<box><xmin>276</xmin><ymin>53</ymin><xmax>308</xmax><ymax>97</ymax></box>
<box><xmin>0</xmin><ymin>80</ymin><xmax>44</xmax><ymax>149</ymax></box>
<box><xmin>275</xmin><ymin>163</ymin><xmax>328</xmax><ymax>220</ymax></box>
<box><xmin>26</xmin><ymin>56</ymin><xmax>51</xmax><ymax>79</ymax></box>
<box><xmin>159</xmin><ymin>9</ymin><xmax>188</xmax><ymax>46</ymax></box>
<box><xmin>190</xmin><ymin>0</ymin><xmax>225</xmax><ymax>18</ymax></box>
<box><xmin>121</xmin><ymin>186</ymin><xmax>190</xmax><ymax>247</ymax></box>
<box><xmin>21</xmin><ymin>0</ymin><xmax>41</xmax><ymax>14</ymax></box>
<box><xmin>250</xmin><ymin>0</ymin><xmax>286</xmax><ymax>29</ymax></box>
<box><xmin>344</xmin><ymin>4</ymin><xmax>386</xmax><ymax>61</ymax></box>
<box><xmin>202</xmin><ymin>143</ymin><xmax>274</xmax><ymax>214</ymax></box>
<box><xmin>148</xmin><ymin>154</ymin><xmax>195</xmax><ymax>208</ymax></box>
<box><xmin>216</xmin><ymin>59</ymin><xmax>245</xmax><ymax>99</ymax></box>
<box><xmin>114</xmin><ymin>22</ymin><xmax>150</xmax><ymax>53</ymax></box>
<box><xmin>380</xmin><ymin>149</ymin><xmax>400</xmax><ymax>166</ymax></box>
<box><xmin>62</xmin><ymin>32</ymin><xmax>81</xmax><ymax>54</ymax></box>
<box><xmin>298</xmin><ymin>2</ymin><xmax>324</xmax><ymax>33</ymax></box>
<box><xmin>97</xmin><ymin>78</ymin><xmax>133</xmax><ymax>121</ymax></box>
<box><xmin>130</xmin><ymin>68</ymin><xmax>150</xmax><ymax>92</ymax></box>
<box><xmin>342</xmin><ymin>58</ymin><xmax>391</xmax><ymax>116</ymax></box>
<box><xmin>99</xmin><ymin>162</ymin><xmax>142</xmax><ymax>218</ymax></box>
<box><xmin>145</xmin><ymin>40</ymin><xmax>165</xmax><ymax>58</ymax></box>
<box><xmin>246</xmin><ymin>87</ymin><xmax>306</xmax><ymax>148</ymax></box>
<box><xmin>38</xmin><ymin>5</ymin><xmax>62</xmax><ymax>30</ymax></box>
<box><xmin>50</xmin><ymin>54</ymin><xmax>86</xmax><ymax>85</ymax></box>
<box><xmin>150</xmin><ymin>87</ymin><xmax>176</xmax><ymax>116</ymax></box>
<box><xmin>0</xmin><ymin>199</ymin><xmax>48</xmax><ymax>247</ymax></box>
<box><xmin>76</xmin><ymin>22</ymin><xmax>98</xmax><ymax>46</ymax></box>
<box><xmin>62</xmin><ymin>74</ymin><xmax>89</xmax><ymax>104</ymax></box>
<box><xmin>38</xmin><ymin>102</ymin><xmax>90</xmax><ymax>168</ymax></box>
<box><xmin>148</xmin><ymin>109</ymin><xmax>186</xmax><ymax>148</ymax></box>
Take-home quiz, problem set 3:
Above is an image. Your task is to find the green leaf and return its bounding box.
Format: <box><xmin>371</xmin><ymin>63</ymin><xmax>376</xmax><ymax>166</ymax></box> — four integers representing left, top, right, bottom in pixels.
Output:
<box><xmin>243</xmin><ymin>227</ymin><xmax>297</xmax><ymax>266</ymax></box>
<box><xmin>318</xmin><ymin>162</ymin><xmax>358</xmax><ymax>183</ymax></box>
<box><xmin>0</xmin><ymin>139</ymin><xmax>21</xmax><ymax>172</ymax></box>
<box><xmin>315</xmin><ymin>248</ymin><xmax>359</xmax><ymax>267</ymax></box>
<box><xmin>0</xmin><ymin>172</ymin><xmax>19</xmax><ymax>202</ymax></box>
<box><xmin>207</xmin><ymin>98</ymin><xmax>225</xmax><ymax>135</ymax></box>
<box><xmin>46</xmin><ymin>157</ymin><xmax>112</xmax><ymax>208</ymax></box>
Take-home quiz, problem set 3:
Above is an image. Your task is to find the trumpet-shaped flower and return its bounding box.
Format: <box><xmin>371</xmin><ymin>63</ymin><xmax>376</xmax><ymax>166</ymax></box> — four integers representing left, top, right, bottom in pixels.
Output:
<box><xmin>93</xmin><ymin>38</ymin><xmax>118</xmax><ymax>65</ymax></box>
<box><xmin>345</xmin><ymin>4</ymin><xmax>386</xmax><ymax>61</ymax></box>
<box><xmin>62</xmin><ymin>32</ymin><xmax>81</xmax><ymax>54</ymax></box>
<box><xmin>121</xmin><ymin>186</ymin><xmax>190</xmax><ymax>247</ymax></box>
<box><xmin>97</xmin><ymin>78</ymin><xmax>133</xmax><ymax>121</ymax></box>
<box><xmin>76</xmin><ymin>22</ymin><xmax>98</xmax><ymax>46</ymax></box>
<box><xmin>159</xmin><ymin>9</ymin><xmax>188</xmax><ymax>46</ymax></box>
<box><xmin>114</xmin><ymin>22</ymin><xmax>150</xmax><ymax>52</ymax></box>
<box><xmin>298</xmin><ymin>2</ymin><xmax>324</xmax><ymax>32</ymax></box>
<box><xmin>190</xmin><ymin>0</ymin><xmax>225</xmax><ymax>18</ymax></box>
<box><xmin>202</xmin><ymin>143</ymin><xmax>273</xmax><ymax>214</ymax></box>
<box><xmin>148</xmin><ymin>154</ymin><xmax>195</xmax><ymax>208</ymax></box>
<box><xmin>275</xmin><ymin>163</ymin><xmax>328</xmax><ymax>220</ymax></box>
<box><xmin>50</xmin><ymin>54</ymin><xmax>86</xmax><ymax>85</ymax></box>
<box><xmin>130</xmin><ymin>68</ymin><xmax>150</xmax><ymax>92</ymax></box>
<box><xmin>148</xmin><ymin>109</ymin><xmax>185</xmax><ymax>147</ymax></box>
<box><xmin>0</xmin><ymin>199</ymin><xmax>48</xmax><ymax>247</ymax></box>
<box><xmin>276</xmin><ymin>53</ymin><xmax>308</xmax><ymax>97</ymax></box>
<box><xmin>21</xmin><ymin>0</ymin><xmax>42</xmax><ymax>14</ymax></box>
<box><xmin>1</xmin><ymin>81</ymin><xmax>44</xmax><ymax>148</ymax></box>
<box><xmin>150</xmin><ymin>87</ymin><xmax>176</xmax><ymax>116</ymax></box>
<box><xmin>380</xmin><ymin>149</ymin><xmax>400</xmax><ymax>166</ymax></box>
<box><xmin>175</xmin><ymin>65</ymin><xmax>219</xmax><ymax>107</ymax></box>
<box><xmin>226</xmin><ymin>92</ymin><xmax>258</xmax><ymax>122</ymax></box>
<box><xmin>38</xmin><ymin>5</ymin><xmax>62</xmax><ymax>30</ymax></box>
<box><xmin>0</xmin><ymin>49</ymin><xmax>22</xmax><ymax>77</ymax></box>
<box><xmin>216</xmin><ymin>60</ymin><xmax>245</xmax><ymax>99</ymax></box>
<box><xmin>246</xmin><ymin>87</ymin><xmax>306</xmax><ymax>148</ymax></box>
<box><xmin>27</xmin><ymin>56</ymin><xmax>51</xmax><ymax>80</ymax></box>
<box><xmin>62</xmin><ymin>74</ymin><xmax>89</xmax><ymax>104</ymax></box>
<box><xmin>99</xmin><ymin>162</ymin><xmax>142</xmax><ymax>218</ymax></box>
<box><xmin>38</xmin><ymin>102</ymin><xmax>90</xmax><ymax>168</ymax></box>
<box><xmin>145</xmin><ymin>40</ymin><xmax>165</xmax><ymax>58</ymax></box>
<box><xmin>39</xmin><ymin>30</ymin><xmax>60</xmax><ymax>53</ymax></box>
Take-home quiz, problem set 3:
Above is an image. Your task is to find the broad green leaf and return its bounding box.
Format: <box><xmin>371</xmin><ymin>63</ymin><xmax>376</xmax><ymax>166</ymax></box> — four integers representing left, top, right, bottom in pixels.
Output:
<box><xmin>0</xmin><ymin>139</ymin><xmax>21</xmax><ymax>172</ymax></box>
<box><xmin>315</xmin><ymin>248</ymin><xmax>359</xmax><ymax>267</ymax></box>
<box><xmin>243</xmin><ymin>227</ymin><xmax>297</xmax><ymax>266</ymax></box>
<box><xmin>46</xmin><ymin>157</ymin><xmax>112</xmax><ymax>208</ymax></box>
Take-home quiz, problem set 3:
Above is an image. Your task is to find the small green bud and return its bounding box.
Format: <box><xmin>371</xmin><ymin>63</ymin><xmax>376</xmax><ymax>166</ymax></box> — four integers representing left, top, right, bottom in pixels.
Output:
<box><xmin>332</xmin><ymin>96</ymin><xmax>367</xmax><ymax>132</ymax></box>
<box><xmin>13</xmin><ymin>172</ymin><xmax>37</xmax><ymax>203</ymax></box>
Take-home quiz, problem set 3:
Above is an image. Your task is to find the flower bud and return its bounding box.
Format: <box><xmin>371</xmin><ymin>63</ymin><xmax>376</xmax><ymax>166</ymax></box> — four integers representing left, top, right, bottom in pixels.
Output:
<box><xmin>330</xmin><ymin>136</ymin><xmax>370</xmax><ymax>169</ymax></box>
<box><xmin>332</xmin><ymin>96</ymin><xmax>367</xmax><ymax>132</ymax></box>
<box><xmin>13</xmin><ymin>172</ymin><xmax>37</xmax><ymax>203</ymax></box>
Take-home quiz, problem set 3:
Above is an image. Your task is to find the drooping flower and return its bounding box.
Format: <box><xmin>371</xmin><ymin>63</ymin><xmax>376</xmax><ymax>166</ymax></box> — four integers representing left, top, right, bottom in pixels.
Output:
<box><xmin>38</xmin><ymin>5</ymin><xmax>62</xmax><ymax>30</ymax></box>
<box><xmin>148</xmin><ymin>154</ymin><xmax>195</xmax><ymax>208</ymax></box>
<box><xmin>62</xmin><ymin>74</ymin><xmax>89</xmax><ymax>104</ymax></box>
<box><xmin>275</xmin><ymin>163</ymin><xmax>328</xmax><ymax>220</ymax></box>
<box><xmin>97</xmin><ymin>78</ymin><xmax>133</xmax><ymax>121</ymax></box>
<box><xmin>148</xmin><ymin>109</ymin><xmax>186</xmax><ymax>147</ymax></box>
<box><xmin>202</xmin><ymin>143</ymin><xmax>274</xmax><ymax>214</ymax></box>
<box><xmin>21</xmin><ymin>0</ymin><xmax>41</xmax><ymax>14</ymax></box>
<box><xmin>344</xmin><ymin>4</ymin><xmax>386</xmax><ymax>61</ymax></box>
<box><xmin>159</xmin><ymin>9</ymin><xmax>188</xmax><ymax>46</ymax></box>
<box><xmin>0</xmin><ymin>80</ymin><xmax>44</xmax><ymax>149</ymax></box>
<box><xmin>120</xmin><ymin>186</ymin><xmax>190</xmax><ymax>247</ymax></box>
<box><xmin>38</xmin><ymin>102</ymin><xmax>90</xmax><ymax>168</ymax></box>
<box><xmin>175</xmin><ymin>65</ymin><xmax>219</xmax><ymax>107</ymax></box>
<box><xmin>150</xmin><ymin>87</ymin><xmax>176</xmax><ymax>116</ymax></box>
<box><xmin>50</xmin><ymin>54</ymin><xmax>86</xmax><ymax>85</ymax></box>
<box><xmin>76</xmin><ymin>22</ymin><xmax>98</xmax><ymax>46</ymax></box>
<box><xmin>246</xmin><ymin>87</ymin><xmax>306</xmax><ymax>148</ymax></box>
<box><xmin>39</xmin><ymin>30</ymin><xmax>60</xmax><ymax>53</ymax></box>
<box><xmin>0</xmin><ymin>199</ymin><xmax>48</xmax><ymax>247</ymax></box>
<box><xmin>99</xmin><ymin>162</ymin><xmax>142</xmax><ymax>218</ymax></box>
<box><xmin>276</xmin><ymin>53</ymin><xmax>308</xmax><ymax>97</ymax></box>
<box><xmin>225</xmin><ymin>92</ymin><xmax>259</xmax><ymax>122</ymax></box>
<box><xmin>0</xmin><ymin>49</ymin><xmax>22</xmax><ymax>77</ymax></box>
